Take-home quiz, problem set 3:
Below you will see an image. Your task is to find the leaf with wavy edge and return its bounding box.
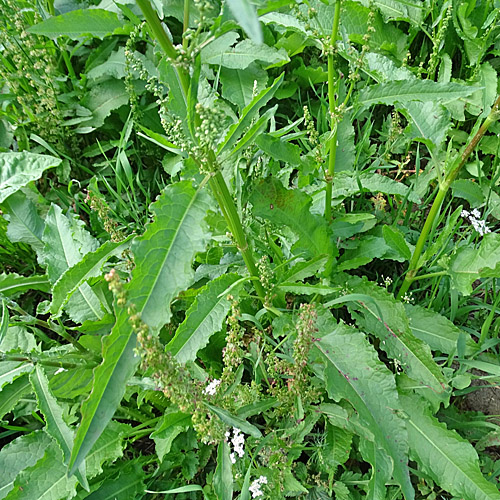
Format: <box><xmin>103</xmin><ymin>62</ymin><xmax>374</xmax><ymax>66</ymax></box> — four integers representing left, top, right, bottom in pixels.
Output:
<box><xmin>0</xmin><ymin>152</ymin><xmax>61</xmax><ymax>203</ymax></box>
<box><xmin>0</xmin><ymin>376</ymin><xmax>31</xmax><ymax>422</ymax></box>
<box><xmin>401</xmin><ymin>394</ymin><xmax>500</xmax><ymax>500</ymax></box>
<box><xmin>51</xmin><ymin>236</ymin><xmax>133</xmax><ymax>317</ymax></box>
<box><xmin>0</xmin><ymin>362</ymin><xmax>33</xmax><ymax>389</ymax></box>
<box><xmin>69</xmin><ymin>181</ymin><xmax>211</xmax><ymax>476</ymax></box>
<box><xmin>251</xmin><ymin>178</ymin><xmax>337</xmax><ymax>270</ymax></box>
<box><xmin>167</xmin><ymin>273</ymin><xmax>241</xmax><ymax>363</ymax></box>
<box><xmin>344</xmin><ymin>276</ymin><xmax>449</xmax><ymax>409</ymax></box>
<box><xmin>0</xmin><ymin>273</ymin><xmax>50</xmax><ymax>297</ymax></box>
<box><xmin>30</xmin><ymin>366</ymin><xmax>88</xmax><ymax>490</ymax></box>
<box><xmin>314</xmin><ymin>319</ymin><xmax>414</xmax><ymax>499</ymax></box>
<box><xmin>0</xmin><ymin>431</ymin><xmax>52</xmax><ymax>500</ymax></box>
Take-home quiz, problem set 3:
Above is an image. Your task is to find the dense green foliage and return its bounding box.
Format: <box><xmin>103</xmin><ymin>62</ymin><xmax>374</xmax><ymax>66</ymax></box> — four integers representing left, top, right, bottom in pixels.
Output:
<box><xmin>1</xmin><ymin>0</ymin><xmax>500</xmax><ymax>498</ymax></box>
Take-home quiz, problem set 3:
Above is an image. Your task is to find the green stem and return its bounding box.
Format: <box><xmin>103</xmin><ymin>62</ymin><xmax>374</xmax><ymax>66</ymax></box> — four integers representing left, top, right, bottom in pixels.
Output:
<box><xmin>397</xmin><ymin>94</ymin><xmax>500</xmax><ymax>300</ymax></box>
<box><xmin>209</xmin><ymin>170</ymin><xmax>267</xmax><ymax>303</ymax></box>
<box><xmin>136</xmin><ymin>0</ymin><xmax>189</xmax><ymax>95</ymax></box>
<box><xmin>324</xmin><ymin>0</ymin><xmax>341</xmax><ymax>221</ymax></box>
<box><xmin>182</xmin><ymin>0</ymin><xmax>190</xmax><ymax>49</ymax></box>
<box><xmin>408</xmin><ymin>270</ymin><xmax>447</xmax><ymax>282</ymax></box>
<box><xmin>0</xmin><ymin>353</ymin><xmax>97</xmax><ymax>369</ymax></box>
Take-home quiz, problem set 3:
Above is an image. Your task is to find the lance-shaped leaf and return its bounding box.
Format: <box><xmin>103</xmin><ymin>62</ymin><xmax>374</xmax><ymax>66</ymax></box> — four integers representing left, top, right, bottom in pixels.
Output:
<box><xmin>226</xmin><ymin>0</ymin><xmax>262</xmax><ymax>44</ymax></box>
<box><xmin>0</xmin><ymin>376</ymin><xmax>31</xmax><ymax>422</ymax></box>
<box><xmin>357</xmin><ymin>80</ymin><xmax>478</xmax><ymax>111</ymax></box>
<box><xmin>400</xmin><ymin>394</ymin><xmax>500</xmax><ymax>500</ymax></box>
<box><xmin>205</xmin><ymin>403</ymin><xmax>262</xmax><ymax>438</ymax></box>
<box><xmin>0</xmin><ymin>152</ymin><xmax>61</xmax><ymax>203</ymax></box>
<box><xmin>51</xmin><ymin>236</ymin><xmax>133</xmax><ymax>317</ymax></box>
<box><xmin>30</xmin><ymin>366</ymin><xmax>88</xmax><ymax>490</ymax></box>
<box><xmin>167</xmin><ymin>273</ymin><xmax>241</xmax><ymax>363</ymax></box>
<box><xmin>404</xmin><ymin>303</ymin><xmax>477</xmax><ymax>355</ymax></box>
<box><xmin>28</xmin><ymin>9</ymin><xmax>124</xmax><ymax>39</ymax></box>
<box><xmin>218</xmin><ymin>73</ymin><xmax>283</xmax><ymax>155</ymax></box>
<box><xmin>69</xmin><ymin>181</ymin><xmax>211</xmax><ymax>476</ymax></box>
<box><xmin>359</xmin><ymin>439</ymin><xmax>393</xmax><ymax>500</ymax></box>
<box><xmin>345</xmin><ymin>276</ymin><xmax>448</xmax><ymax>409</ymax></box>
<box><xmin>250</xmin><ymin>178</ymin><xmax>337</xmax><ymax>270</ymax></box>
<box><xmin>0</xmin><ymin>361</ymin><xmax>33</xmax><ymax>389</ymax></box>
<box><xmin>314</xmin><ymin>320</ymin><xmax>414</xmax><ymax>499</ymax></box>
<box><xmin>214</xmin><ymin>441</ymin><xmax>233</xmax><ymax>500</ymax></box>
<box><xmin>0</xmin><ymin>431</ymin><xmax>52</xmax><ymax>500</ymax></box>
<box><xmin>5</xmin><ymin>440</ymin><xmax>78</xmax><ymax>500</ymax></box>
<box><xmin>448</xmin><ymin>233</ymin><xmax>500</xmax><ymax>295</ymax></box>
<box><xmin>41</xmin><ymin>204</ymin><xmax>103</xmax><ymax>323</ymax></box>
<box><xmin>0</xmin><ymin>273</ymin><xmax>50</xmax><ymax>297</ymax></box>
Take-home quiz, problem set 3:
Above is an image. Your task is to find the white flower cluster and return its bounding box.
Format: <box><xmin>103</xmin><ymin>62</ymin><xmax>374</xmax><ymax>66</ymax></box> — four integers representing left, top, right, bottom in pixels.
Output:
<box><xmin>203</xmin><ymin>378</ymin><xmax>221</xmax><ymax>396</ymax></box>
<box><xmin>461</xmin><ymin>209</ymin><xmax>491</xmax><ymax>236</ymax></box>
<box><xmin>249</xmin><ymin>476</ymin><xmax>268</xmax><ymax>498</ymax></box>
<box><xmin>225</xmin><ymin>427</ymin><xmax>245</xmax><ymax>463</ymax></box>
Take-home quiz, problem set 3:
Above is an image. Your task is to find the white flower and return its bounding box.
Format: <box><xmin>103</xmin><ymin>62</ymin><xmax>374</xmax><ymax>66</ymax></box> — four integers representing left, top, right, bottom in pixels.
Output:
<box><xmin>203</xmin><ymin>378</ymin><xmax>221</xmax><ymax>396</ymax></box>
<box><xmin>471</xmin><ymin>208</ymin><xmax>481</xmax><ymax>218</ymax></box>
<box><xmin>461</xmin><ymin>208</ymin><xmax>491</xmax><ymax>236</ymax></box>
<box><xmin>249</xmin><ymin>476</ymin><xmax>268</xmax><ymax>498</ymax></box>
<box><xmin>461</xmin><ymin>209</ymin><xmax>470</xmax><ymax>218</ymax></box>
<box><xmin>226</xmin><ymin>427</ymin><xmax>245</xmax><ymax>463</ymax></box>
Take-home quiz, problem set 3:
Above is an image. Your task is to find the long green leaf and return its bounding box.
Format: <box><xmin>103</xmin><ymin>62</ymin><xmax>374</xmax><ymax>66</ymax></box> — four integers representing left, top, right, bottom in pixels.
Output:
<box><xmin>0</xmin><ymin>273</ymin><xmax>50</xmax><ymax>297</ymax></box>
<box><xmin>401</xmin><ymin>394</ymin><xmax>500</xmax><ymax>500</ymax></box>
<box><xmin>0</xmin><ymin>153</ymin><xmax>61</xmax><ymax>203</ymax></box>
<box><xmin>0</xmin><ymin>362</ymin><xmax>33</xmax><ymax>389</ymax></box>
<box><xmin>214</xmin><ymin>441</ymin><xmax>233</xmax><ymax>500</ymax></box>
<box><xmin>28</xmin><ymin>9</ymin><xmax>124</xmax><ymax>39</ymax></box>
<box><xmin>358</xmin><ymin>80</ymin><xmax>479</xmax><ymax>110</ymax></box>
<box><xmin>218</xmin><ymin>73</ymin><xmax>283</xmax><ymax>155</ymax></box>
<box><xmin>69</xmin><ymin>181</ymin><xmax>211</xmax><ymax>476</ymax></box>
<box><xmin>0</xmin><ymin>375</ymin><xmax>31</xmax><ymax>422</ymax></box>
<box><xmin>227</xmin><ymin>0</ymin><xmax>263</xmax><ymax>44</ymax></box>
<box><xmin>205</xmin><ymin>403</ymin><xmax>262</xmax><ymax>438</ymax></box>
<box><xmin>30</xmin><ymin>366</ymin><xmax>88</xmax><ymax>490</ymax></box>
<box><xmin>345</xmin><ymin>277</ymin><xmax>449</xmax><ymax>409</ymax></box>
<box><xmin>314</xmin><ymin>318</ymin><xmax>414</xmax><ymax>499</ymax></box>
<box><xmin>167</xmin><ymin>273</ymin><xmax>241</xmax><ymax>363</ymax></box>
<box><xmin>51</xmin><ymin>236</ymin><xmax>133</xmax><ymax>317</ymax></box>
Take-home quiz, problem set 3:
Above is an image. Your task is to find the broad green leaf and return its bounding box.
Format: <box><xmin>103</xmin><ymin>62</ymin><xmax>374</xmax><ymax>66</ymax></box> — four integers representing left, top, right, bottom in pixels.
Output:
<box><xmin>448</xmin><ymin>233</ymin><xmax>500</xmax><ymax>295</ymax></box>
<box><xmin>220</xmin><ymin>63</ymin><xmax>268</xmax><ymax>109</ymax></box>
<box><xmin>167</xmin><ymin>273</ymin><xmax>241</xmax><ymax>363</ymax></box>
<box><xmin>3</xmin><ymin>191</ymin><xmax>45</xmax><ymax>253</ymax></box>
<box><xmin>42</xmin><ymin>204</ymin><xmax>103</xmax><ymax>323</ymax></box>
<box><xmin>359</xmin><ymin>439</ymin><xmax>392</xmax><ymax>500</ymax></box>
<box><xmin>49</xmin><ymin>366</ymin><xmax>94</xmax><ymax>400</ymax></box>
<box><xmin>226</xmin><ymin>0</ymin><xmax>263</xmax><ymax>44</ymax></box>
<box><xmin>87</xmin><ymin>47</ymin><xmax>127</xmax><ymax>81</ymax></box>
<box><xmin>214</xmin><ymin>441</ymin><xmax>233</xmax><ymax>500</ymax></box>
<box><xmin>0</xmin><ymin>362</ymin><xmax>33</xmax><ymax>389</ymax></box>
<box><xmin>0</xmin><ymin>153</ymin><xmax>61</xmax><ymax>203</ymax></box>
<box><xmin>205</xmin><ymin>403</ymin><xmax>262</xmax><ymax>438</ymax></box>
<box><xmin>320</xmin><ymin>403</ymin><xmax>375</xmax><ymax>442</ymax></box>
<box><xmin>202</xmin><ymin>38</ymin><xmax>288</xmax><ymax>69</ymax></box>
<box><xmin>236</xmin><ymin>398</ymin><xmax>278</xmax><ymax>419</ymax></box>
<box><xmin>358</xmin><ymin>80</ymin><xmax>478</xmax><ymax>111</ymax></box>
<box><xmin>404</xmin><ymin>303</ymin><xmax>477</xmax><ymax>355</ymax></box>
<box><xmin>321</xmin><ymin>422</ymin><xmax>353</xmax><ymax>476</ymax></box>
<box><xmin>5</xmin><ymin>440</ymin><xmax>78</xmax><ymax>500</ymax></box>
<box><xmin>28</xmin><ymin>9</ymin><xmax>124</xmax><ymax>39</ymax></box>
<box><xmin>69</xmin><ymin>181</ymin><xmax>211</xmax><ymax>476</ymax></box>
<box><xmin>255</xmin><ymin>133</ymin><xmax>302</xmax><ymax>165</ymax></box>
<box><xmin>218</xmin><ymin>73</ymin><xmax>283</xmax><ymax>155</ymax></box>
<box><xmin>0</xmin><ymin>431</ymin><xmax>52</xmax><ymax>500</ymax></box>
<box><xmin>451</xmin><ymin>179</ymin><xmax>485</xmax><ymax>207</ymax></box>
<box><xmin>382</xmin><ymin>225</ymin><xmax>412</xmax><ymax>261</ymax></box>
<box><xmin>345</xmin><ymin>277</ymin><xmax>449</xmax><ymax>409</ymax></box>
<box><xmin>0</xmin><ymin>273</ymin><xmax>49</xmax><ymax>297</ymax></box>
<box><xmin>51</xmin><ymin>236</ymin><xmax>133</xmax><ymax>317</ymax></box>
<box><xmin>77</xmin><ymin>460</ymin><xmax>145</xmax><ymax>500</ymax></box>
<box><xmin>151</xmin><ymin>411</ymin><xmax>191</xmax><ymax>462</ymax></box>
<box><xmin>30</xmin><ymin>366</ymin><xmax>88</xmax><ymax>490</ymax></box>
<box><xmin>401</xmin><ymin>394</ymin><xmax>500</xmax><ymax>500</ymax></box>
<box><xmin>356</xmin><ymin>0</ymin><xmax>425</xmax><ymax>24</ymax></box>
<box><xmin>331</xmin><ymin>171</ymin><xmax>421</xmax><ymax>203</ymax></box>
<box><xmin>282</xmin><ymin>255</ymin><xmax>329</xmax><ymax>283</ymax></box>
<box><xmin>399</xmin><ymin>100</ymin><xmax>451</xmax><ymax>149</ymax></box>
<box><xmin>314</xmin><ymin>319</ymin><xmax>414</xmax><ymax>499</ymax></box>
<box><xmin>0</xmin><ymin>325</ymin><xmax>37</xmax><ymax>353</ymax></box>
<box><xmin>79</xmin><ymin>80</ymin><xmax>128</xmax><ymax>131</ymax></box>
<box><xmin>250</xmin><ymin>178</ymin><xmax>337</xmax><ymax>268</ymax></box>
<box><xmin>0</xmin><ymin>375</ymin><xmax>31</xmax><ymax>422</ymax></box>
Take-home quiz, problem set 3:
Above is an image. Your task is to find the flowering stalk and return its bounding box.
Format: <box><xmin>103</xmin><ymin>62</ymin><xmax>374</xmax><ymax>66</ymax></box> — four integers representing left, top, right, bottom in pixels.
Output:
<box><xmin>397</xmin><ymin>94</ymin><xmax>500</xmax><ymax>300</ymax></box>
<box><xmin>136</xmin><ymin>0</ymin><xmax>267</xmax><ymax>304</ymax></box>
<box><xmin>324</xmin><ymin>0</ymin><xmax>341</xmax><ymax>221</ymax></box>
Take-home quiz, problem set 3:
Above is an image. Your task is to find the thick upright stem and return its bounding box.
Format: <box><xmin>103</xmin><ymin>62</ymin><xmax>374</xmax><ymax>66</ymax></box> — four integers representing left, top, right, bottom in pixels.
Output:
<box><xmin>324</xmin><ymin>0</ymin><xmax>341</xmax><ymax>221</ymax></box>
<box><xmin>396</xmin><ymin>94</ymin><xmax>500</xmax><ymax>300</ymax></box>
